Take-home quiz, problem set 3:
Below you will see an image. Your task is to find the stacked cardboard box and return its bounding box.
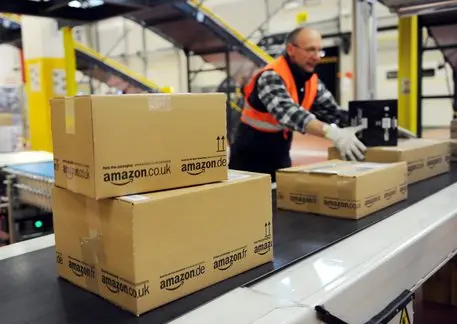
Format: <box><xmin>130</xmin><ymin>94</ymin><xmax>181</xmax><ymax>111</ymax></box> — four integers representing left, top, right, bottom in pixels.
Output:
<box><xmin>50</xmin><ymin>93</ymin><xmax>273</xmax><ymax>316</ymax></box>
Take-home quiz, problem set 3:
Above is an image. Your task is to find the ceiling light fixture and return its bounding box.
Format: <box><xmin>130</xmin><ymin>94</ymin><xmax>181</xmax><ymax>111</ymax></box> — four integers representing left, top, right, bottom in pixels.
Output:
<box><xmin>68</xmin><ymin>0</ymin><xmax>82</xmax><ymax>8</ymax></box>
<box><xmin>68</xmin><ymin>0</ymin><xmax>104</xmax><ymax>9</ymax></box>
<box><xmin>397</xmin><ymin>0</ymin><xmax>457</xmax><ymax>16</ymax></box>
<box><xmin>284</xmin><ymin>0</ymin><xmax>301</xmax><ymax>10</ymax></box>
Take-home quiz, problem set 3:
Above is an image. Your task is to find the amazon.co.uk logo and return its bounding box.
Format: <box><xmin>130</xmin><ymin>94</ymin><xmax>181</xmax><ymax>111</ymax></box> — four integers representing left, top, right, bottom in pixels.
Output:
<box><xmin>103</xmin><ymin>163</ymin><xmax>171</xmax><ymax>186</ymax></box>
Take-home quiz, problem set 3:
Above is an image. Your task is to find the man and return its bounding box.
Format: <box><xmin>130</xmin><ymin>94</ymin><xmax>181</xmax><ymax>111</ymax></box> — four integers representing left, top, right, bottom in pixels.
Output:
<box><xmin>229</xmin><ymin>27</ymin><xmax>366</xmax><ymax>182</ymax></box>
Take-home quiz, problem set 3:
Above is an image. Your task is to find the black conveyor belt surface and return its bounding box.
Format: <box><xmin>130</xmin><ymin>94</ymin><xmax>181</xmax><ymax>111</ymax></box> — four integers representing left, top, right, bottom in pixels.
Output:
<box><xmin>2</xmin><ymin>167</ymin><xmax>457</xmax><ymax>324</ymax></box>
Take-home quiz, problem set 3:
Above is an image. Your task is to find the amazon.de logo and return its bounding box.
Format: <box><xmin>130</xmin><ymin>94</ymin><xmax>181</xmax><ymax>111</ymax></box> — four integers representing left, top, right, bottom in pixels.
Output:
<box><xmin>181</xmin><ymin>156</ymin><xmax>227</xmax><ymax>176</ymax></box>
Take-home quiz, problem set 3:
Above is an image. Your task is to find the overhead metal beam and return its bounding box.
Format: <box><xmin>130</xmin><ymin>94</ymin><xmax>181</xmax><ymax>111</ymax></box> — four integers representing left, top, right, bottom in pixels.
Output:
<box><xmin>104</xmin><ymin>0</ymin><xmax>185</xmax><ymax>8</ymax></box>
<box><xmin>454</xmin><ymin>70</ymin><xmax>457</xmax><ymax>117</ymax></box>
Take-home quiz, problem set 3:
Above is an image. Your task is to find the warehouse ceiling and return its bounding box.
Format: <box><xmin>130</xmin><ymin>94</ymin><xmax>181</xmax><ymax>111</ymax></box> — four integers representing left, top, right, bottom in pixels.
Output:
<box><xmin>422</xmin><ymin>9</ymin><xmax>457</xmax><ymax>71</ymax></box>
<box><xmin>380</xmin><ymin>0</ymin><xmax>457</xmax><ymax>16</ymax></box>
<box><xmin>381</xmin><ymin>1</ymin><xmax>457</xmax><ymax>71</ymax></box>
<box><xmin>0</xmin><ymin>0</ymin><xmax>185</xmax><ymax>22</ymax></box>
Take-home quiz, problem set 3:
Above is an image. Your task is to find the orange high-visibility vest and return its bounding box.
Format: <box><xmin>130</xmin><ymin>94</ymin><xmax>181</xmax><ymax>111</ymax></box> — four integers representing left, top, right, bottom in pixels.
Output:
<box><xmin>241</xmin><ymin>56</ymin><xmax>318</xmax><ymax>133</ymax></box>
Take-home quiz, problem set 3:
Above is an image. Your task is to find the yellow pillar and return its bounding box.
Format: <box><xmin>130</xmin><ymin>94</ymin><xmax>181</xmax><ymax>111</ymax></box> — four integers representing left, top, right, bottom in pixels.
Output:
<box><xmin>22</xmin><ymin>16</ymin><xmax>69</xmax><ymax>152</ymax></box>
<box><xmin>62</xmin><ymin>27</ymin><xmax>78</xmax><ymax>97</ymax></box>
<box><xmin>398</xmin><ymin>16</ymin><xmax>419</xmax><ymax>134</ymax></box>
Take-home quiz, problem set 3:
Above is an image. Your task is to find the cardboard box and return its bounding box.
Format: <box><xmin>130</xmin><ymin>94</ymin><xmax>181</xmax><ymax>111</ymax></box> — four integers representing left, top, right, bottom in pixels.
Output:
<box><xmin>51</xmin><ymin>93</ymin><xmax>228</xmax><ymax>199</ymax></box>
<box><xmin>276</xmin><ymin>160</ymin><xmax>407</xmax><ymax>219</ymax></box>
<box><xmin>349</xmin><ymin>99</ymin><xmax>398</xmax><ymax>147</ymax></box>
<box><xmin>53</xmin><ymin>170</ymin><xmax>273</xmax><ymax>316</ymax></box>
<box><xmin>451</xmin><ymin>139</ymin><xmax>457</xmax><ymax>163</ymax></box>
<box><xmin>451</xmin><ymin>119</ymin><xmax>457</xmax><ymax>139</ymax></box>
<box><xmin>328</xmin><ymin>139</ymin><xmax>450</xmax><ymax>184</ymax></box>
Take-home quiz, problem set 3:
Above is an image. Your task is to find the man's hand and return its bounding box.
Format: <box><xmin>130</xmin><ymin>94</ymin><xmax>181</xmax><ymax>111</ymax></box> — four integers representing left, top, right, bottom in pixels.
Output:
<box><xmin>324</xmin><ymin>124</ymin><xmax>367</xmax><ymax>161</ymax></box>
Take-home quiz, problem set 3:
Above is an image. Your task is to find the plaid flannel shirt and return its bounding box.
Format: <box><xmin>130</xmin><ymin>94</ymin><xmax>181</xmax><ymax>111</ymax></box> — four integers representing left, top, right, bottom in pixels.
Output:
<box><xmin>256</xmin><ymin>70</ymin><xmax>348</xmax><ymax>133</ymax></box>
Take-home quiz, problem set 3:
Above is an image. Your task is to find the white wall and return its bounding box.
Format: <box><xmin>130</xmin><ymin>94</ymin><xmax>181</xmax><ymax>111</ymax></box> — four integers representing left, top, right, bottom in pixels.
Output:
<box><xmin>76</xmin><ymin>0</ymin><xmax>454</xmax><ymax>128</ymax></box>
<box><xmin>0</xmin><ymin>45</ymin><xmax>22</xmax><ymax>87</ymax></box>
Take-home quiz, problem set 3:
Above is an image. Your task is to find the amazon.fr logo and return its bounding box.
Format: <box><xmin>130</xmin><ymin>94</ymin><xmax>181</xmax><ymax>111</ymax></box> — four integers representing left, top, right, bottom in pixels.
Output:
<box><xmin>213</xmin><ymin>246</ymin><xmax>247</xmax><ymax>271</ymax></box>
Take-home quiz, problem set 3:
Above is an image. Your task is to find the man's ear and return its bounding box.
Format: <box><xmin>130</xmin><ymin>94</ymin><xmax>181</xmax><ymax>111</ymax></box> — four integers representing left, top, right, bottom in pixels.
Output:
<box><xmin>285</xmin><ymin>43</ymin><xmax>294</xmax><ymax>56</ymax></box>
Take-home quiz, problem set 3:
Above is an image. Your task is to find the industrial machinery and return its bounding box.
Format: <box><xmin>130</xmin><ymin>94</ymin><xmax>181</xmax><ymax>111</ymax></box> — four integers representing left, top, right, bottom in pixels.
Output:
<box><xmin>0</xmin><ymin>152</ymin><xmax>53</xmax><ymax>245</ymax></box>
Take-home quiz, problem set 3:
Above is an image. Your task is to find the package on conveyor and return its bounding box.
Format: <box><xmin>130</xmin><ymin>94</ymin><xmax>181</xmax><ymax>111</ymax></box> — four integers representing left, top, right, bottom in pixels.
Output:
<box><xmin>328</xmin><ymin>138</ymin><xmax>450</xmax><ymax>184</ymax></box>
<box><xmin>50</xmin><ymin>93</ymin><xmax>228</xmax><ymax>199</ymax></box>
<box><xmin>52</xmin><ymin>170</ymin><xmax>273</xmax><ymax>316</ymax></box>
<box><xmin>276</xmin><ymin>160</ymin><xmax>408</xmax><ymax>220</ymax></box>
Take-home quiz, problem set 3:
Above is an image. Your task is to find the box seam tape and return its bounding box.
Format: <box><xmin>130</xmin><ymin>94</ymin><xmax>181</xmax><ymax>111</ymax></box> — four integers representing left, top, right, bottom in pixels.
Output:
<box><xmin>81</xmin><ymin>197</ymin><xmax>105</xmax><ymax>294</ymax></box>
<box><xmin>89</xmin><ymin>99</ymin><xmax>97</xmax><ymax>198</ymax></box>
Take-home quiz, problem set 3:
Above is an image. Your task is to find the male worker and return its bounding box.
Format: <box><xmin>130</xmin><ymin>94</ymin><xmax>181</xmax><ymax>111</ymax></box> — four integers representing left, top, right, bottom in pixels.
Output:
<box><xmin>229</xmin><ymin>27</ymin><xmax>366</xmax><ymax>181</ymax></box>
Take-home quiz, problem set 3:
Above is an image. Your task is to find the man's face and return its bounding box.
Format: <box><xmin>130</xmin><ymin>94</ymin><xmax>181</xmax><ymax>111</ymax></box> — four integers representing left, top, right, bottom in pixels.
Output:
<box><xmin>287</xmin><ymin>29</ymin><xmax>323</xmax><ymax>72</ymax></box>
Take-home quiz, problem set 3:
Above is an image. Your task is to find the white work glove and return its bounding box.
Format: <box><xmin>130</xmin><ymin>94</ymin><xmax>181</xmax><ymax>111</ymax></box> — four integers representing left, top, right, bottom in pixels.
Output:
<box><xmin>324</xmin><ymin>124</ymin><xmax>367</xmax><ymax>161</ymax></box>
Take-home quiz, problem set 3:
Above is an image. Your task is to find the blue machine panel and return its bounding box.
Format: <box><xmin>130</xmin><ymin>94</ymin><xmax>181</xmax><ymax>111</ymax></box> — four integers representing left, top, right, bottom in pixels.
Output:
<box><xmin>5</xmin><ymin>161</ymin><xmax>54</xmax><ymax>181</ymax></box>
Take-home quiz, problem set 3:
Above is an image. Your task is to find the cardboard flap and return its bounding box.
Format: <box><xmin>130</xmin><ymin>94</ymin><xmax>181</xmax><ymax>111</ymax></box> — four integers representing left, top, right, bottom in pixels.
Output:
<box><xmin>116</xmin><ymin>171</ymin><xmax>268</xmax><ymax>204</ymax></box>
<box><xmin>117</xmin><ymin>194</ymin><xmax>151</xmax><ymax>204</ymax></box>
<box><xmin>289</xmin><ymin>161</ymin><xmax>391</xmax><ymax>178</ymax></box>
<box><xmin>375</xmin><ymin>139</ymin><xmax>442</xmax><ymax>151</ymax></box>
<box><xmin>308</xmin><ymin>169</ymin><xmax>341</xmax><ymax>175</ymax></box>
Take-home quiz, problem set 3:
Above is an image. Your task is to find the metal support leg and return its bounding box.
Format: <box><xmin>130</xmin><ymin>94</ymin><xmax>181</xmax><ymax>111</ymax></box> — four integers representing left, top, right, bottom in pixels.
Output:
<box><xmin>453</xmin><ymin>70</ymin><xmax>457</xmax><ymax>119</ymax></box>
<box><xmin>353</xmin><ymin>0</ymin><xmax>377</xmax><ymax>100</ymax></box>
<box><xmin>89</xmin><ymin>74</ymin><xmax>94</xmax><ymax>95</ymax></box>
<box><xmin>185</xmin><ymin>50</ymin><xmax>192</xmax><ymax>92</ymax></box>
<box><xmin>224</xmin><ymin>49</ymin><xmax>231</xmax><ymax>104</ymax></box>
<box><xmin>224</xmin><ymin>49</ymin><xmax>233</xmax><ymax>143</ymax></box>
<box><xmin>5</xmin><ymin>176</ymin><xmax>15</xmax><ymax>244</ymax></box>
<box><xmin>141</xmin><ymin>27</ymin><xmax>148</xmax><ymax>77</ymax></box>
<box><xmin>417</xmin><ymin>21</ymin><xmax>423</xmax><ymax>138</ymax></box>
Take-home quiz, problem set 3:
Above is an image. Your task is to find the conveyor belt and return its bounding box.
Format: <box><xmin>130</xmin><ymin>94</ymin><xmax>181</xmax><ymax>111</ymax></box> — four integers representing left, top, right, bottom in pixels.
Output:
<box><xmin>0</xmin><ymin>151</ymin><xmax>53</xmax><ymax>168</ymax></box>
<box><xmin>1</xmin><ymin>166</ymin><xmax>457</xmax><ymax>323</ymax></box>
<box><xmin>3</xmin><ymin>161</ymin><xmax>54</xmax><ymax>179</ymax></box>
